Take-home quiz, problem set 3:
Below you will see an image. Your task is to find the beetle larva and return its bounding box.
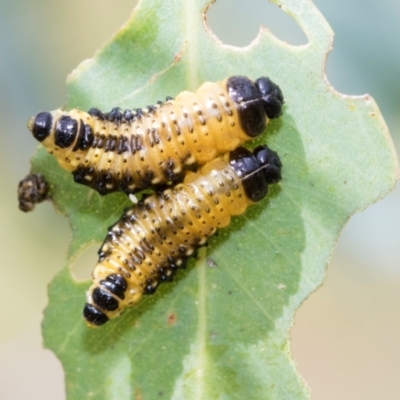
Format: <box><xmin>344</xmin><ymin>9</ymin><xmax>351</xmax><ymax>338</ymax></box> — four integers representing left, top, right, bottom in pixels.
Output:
<box><xmin>28</xmin><ymin>76</ymin><xmax>283</xmax><ymax>195</ymax></box>
<box><xmin>83</xmin><ymin>144</ymin><xmax>282</xmax><ymax>326</ymax></box>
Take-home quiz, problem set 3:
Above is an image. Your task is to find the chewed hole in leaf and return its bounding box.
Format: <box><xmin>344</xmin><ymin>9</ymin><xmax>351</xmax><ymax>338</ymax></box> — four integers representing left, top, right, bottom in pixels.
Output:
<box><xmin>69</xmin><ymin>243</ymin><xmax>99</xmax><ymax>282</ymax></box>
<box><xmin>207</xmin><ymin>0</ymin><xmax>307</xmax><ymax>46</ymax></box>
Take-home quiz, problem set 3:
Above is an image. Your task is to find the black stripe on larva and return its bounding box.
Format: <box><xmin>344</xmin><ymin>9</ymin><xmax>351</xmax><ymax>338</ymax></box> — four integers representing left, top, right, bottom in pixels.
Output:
<box><xmin>93</xmin><ymin>133</ymin><xmax>106</xmax><ymax>149</ymax></box>
<box><xmin>83</xmin><ymin>303</ymin><xmax>109</xmax><ymax>326</ymax></box>
<box><xmin>81</xmin><ymin>124</ymin><xmax>94</xmax><ymax>150</ymax></box>
<box><xmin>73</xmin><ymin>121</ymin><xmax>94</xmax><ymax>151</ymax></box>
<box><xmin>31</xmin><ymin>112</ymin><xmax>52</xmax><ymax>141</ymax></box>
<box><xmin>105</xmin><ymin>135</ymin><xmax>117</xmax><ymax>152</ymax></box>
<box><xmin>116</xmin><ymin>136</ymin><xmax>129</xmax><ymax>154</ymax></box>
<box><xmin>92</xmin><ymin>287</ymin><xmax>119</xmax><ymax>311</ymax></box>
<box><xmin>130</xmin><ymin>134</ymin><xmax>143</xmax><ymax>153</ymax></box>
<box><xmin>99</xmin><ymin>274</ymin><xmax>127</xmax><ymax>300</ymax></box>
<box><xmin>55</xmin><ymin>115</ymin><xmax>78</xmax><ymax>148</ymax></box>
<box><xmin>17</xmin><ymin>173</ymin><xmax>49</xmax><ymax>212</ymax></box>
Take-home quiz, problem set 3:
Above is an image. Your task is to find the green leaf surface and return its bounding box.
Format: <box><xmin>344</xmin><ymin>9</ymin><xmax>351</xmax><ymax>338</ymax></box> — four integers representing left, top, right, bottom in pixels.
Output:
<box><xmin>32</xmin><ymin>0</ymin><xmax>399</xmax><ymax>398</ymax></box>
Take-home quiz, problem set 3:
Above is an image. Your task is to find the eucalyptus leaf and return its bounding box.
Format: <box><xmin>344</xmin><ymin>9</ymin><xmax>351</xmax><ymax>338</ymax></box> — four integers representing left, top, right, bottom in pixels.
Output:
<box><xmin>31</xmin><ymin>0</ymin><xmax>399</xmax><ymax>398</ymax></box>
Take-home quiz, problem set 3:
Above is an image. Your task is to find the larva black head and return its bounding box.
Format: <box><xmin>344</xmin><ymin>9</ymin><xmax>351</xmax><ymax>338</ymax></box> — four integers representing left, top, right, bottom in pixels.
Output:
<box><xmin>253</xmin><ymin>145</ymin><xmax>282</xmax><ymax>184</ymax></box>
<box><xmin>83</xmin><ymin>303</ymin><xmax>109</xmax><ymax>326</ymax></box>
<box><xmin>255</xmin><ymin>77</ymin><xmax>284</xmax><ymax>119</ymax></box>
<box><xmin>230</xmin><ymin>145</ymin><xmax>282</xmax><ymax>202</ymax></box>
<box><xmin>227</xmin><ymin>76</ymin><xmax>267</xmax><ymax>138</ymax></box>
<box><xmin>28</xmin><ymin>112</ymin><xmax>53</xmax><ymax>142</ymax></box>
<box><xmin>55</xmin><ymin>115</ymin><xmax>78</xmax><ymax>148</ymax></box>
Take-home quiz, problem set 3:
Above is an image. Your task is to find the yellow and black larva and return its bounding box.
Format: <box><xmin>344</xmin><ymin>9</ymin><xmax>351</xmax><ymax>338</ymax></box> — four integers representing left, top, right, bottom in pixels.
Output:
<box><xmin>18</xmin><ymin>173</ymin><xmax>49</xmax><ymax>212</ymax></box>
<box><xmin>83</xmin><ymin>144</ymin><xmax>282</xmax><ymax>326</ymax></box>
<box><xmin>28</xmin><ymin>76</ymin><xmax>284</xmax><ymax>195</ymax></box>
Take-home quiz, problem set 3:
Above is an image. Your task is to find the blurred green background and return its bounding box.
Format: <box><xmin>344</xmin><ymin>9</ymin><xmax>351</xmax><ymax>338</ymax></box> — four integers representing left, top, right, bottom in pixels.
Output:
<box><xmin>0</xmin><ymin>0</ymin><xmax>399</xmax><ymax>398</ymax></box>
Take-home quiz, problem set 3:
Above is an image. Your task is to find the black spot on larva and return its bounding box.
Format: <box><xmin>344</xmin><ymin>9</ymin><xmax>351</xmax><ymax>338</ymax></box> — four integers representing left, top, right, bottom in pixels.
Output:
<box><xmin>74</xmin><ymin>121</ymin><xmax>94</xmax><ymax>151</ymax></box>
<box><xmin>158</xmin><ymin>268</ymin><xmax>175</xmax><ymax>282</ymax></box>
<box><xmin>55</xmin><ymin>115</ymin><xmax>78</xmax><ymax>148</ymax></box>
<box><xmin>144</xmin><ymin>279</ymin><xmax>158</xmax><ymax>294</ymax></box>
<box><xmin>136</xmin><ymin>108</ymin><xmax>144</xmax><ymax>119</ymax></box>
<box><xmin>107</xmin><ymin>107</ymin><xmax>123</xmax><ymax>123</ymax></box>
<box><xmin>123</xmin><ymin>109</ymin><xmax>134</xmax><ymax>123</ymax></box>
<box><xmin>94</xmin><ymin>133</ymin><xmax>106</xmax><ymax>149</ymax></box>
<box><xmin>162</xmin><ymin>159</ymin><xmax>176</xmax><ymax>181</ymax></box>
<box><xmin>92</xmin><ymin>287</ymin><xmax>119</xmax><ymax>311</ymax></box>
<box><xmin>119</xmin><ymin>173</ymin><xmax>134</xmax><ymax>193</ymax></box>
<box><xmin>147</xmin><ymin>104</ymin><xmax>157</xmax><ymax>113</ymax></box>
<box><xmin>185</xmin><ymin>160</ymin><xmax>199</xmax><ymax>172</ymax></box>
<box><xmin>95</xmin><ymin>171</ymin><xmax>115</xmax><ymax>195</ymax></box>
<box><xmin>139</xmin><ymin>169</ymin><xmax>155</xmax><ymax>187</ymax></box>
<box><xmin>31</xmin><ymin>112</ymin><xmax>52</xmax><ymax>141</ymax></box>
<box><xmin>72</xmin><ymin>166</ymin><xmax>90</xmax><ymax>185</ymax></box>
<box><xmin>83</xmin><ymin>303</ymin><xmax>109</xmax><ymax>326</ymax></box>
<box><xmin>162</xmin><ymin>159</ymin><xmax>185</xmax><ymax>182</ymax></box>
<box><xmin>88</xmin><ymin>108</ymin><xmax>105</xmax><ymax>120</ymax></box>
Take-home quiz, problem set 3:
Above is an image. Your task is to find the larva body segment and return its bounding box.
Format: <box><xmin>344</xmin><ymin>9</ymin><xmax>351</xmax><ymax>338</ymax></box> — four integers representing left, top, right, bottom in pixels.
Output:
<box><xmin>28</xmin><ymin>76</ymin><xmax>284</xmax><ymax>195</ymax></box>
<box><xmin>83</xmin><ymin>144</ymin><xmax>282</xmax><ymax>326</ymax></box>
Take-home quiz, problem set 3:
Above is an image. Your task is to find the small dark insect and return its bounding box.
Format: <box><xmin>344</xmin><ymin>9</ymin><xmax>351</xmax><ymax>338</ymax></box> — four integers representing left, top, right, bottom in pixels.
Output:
<box><xmin>207</xmin><ymin>257</ymin><xmax>218</xmax><ymax>268</ymax></box>
<box><xmin>83</xmin><ymin>144</ymin><xmax>282</xmax><ymax>326</ymax></box>
<box><xmin>18</xmin><ymin>173</ymin><xmax>49</xmax><ymax>212</ymax></box>
<box><xmin>28</xmin><ymin>76</ymin><xmax>284</xmax><ymax>195</ymax></box>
